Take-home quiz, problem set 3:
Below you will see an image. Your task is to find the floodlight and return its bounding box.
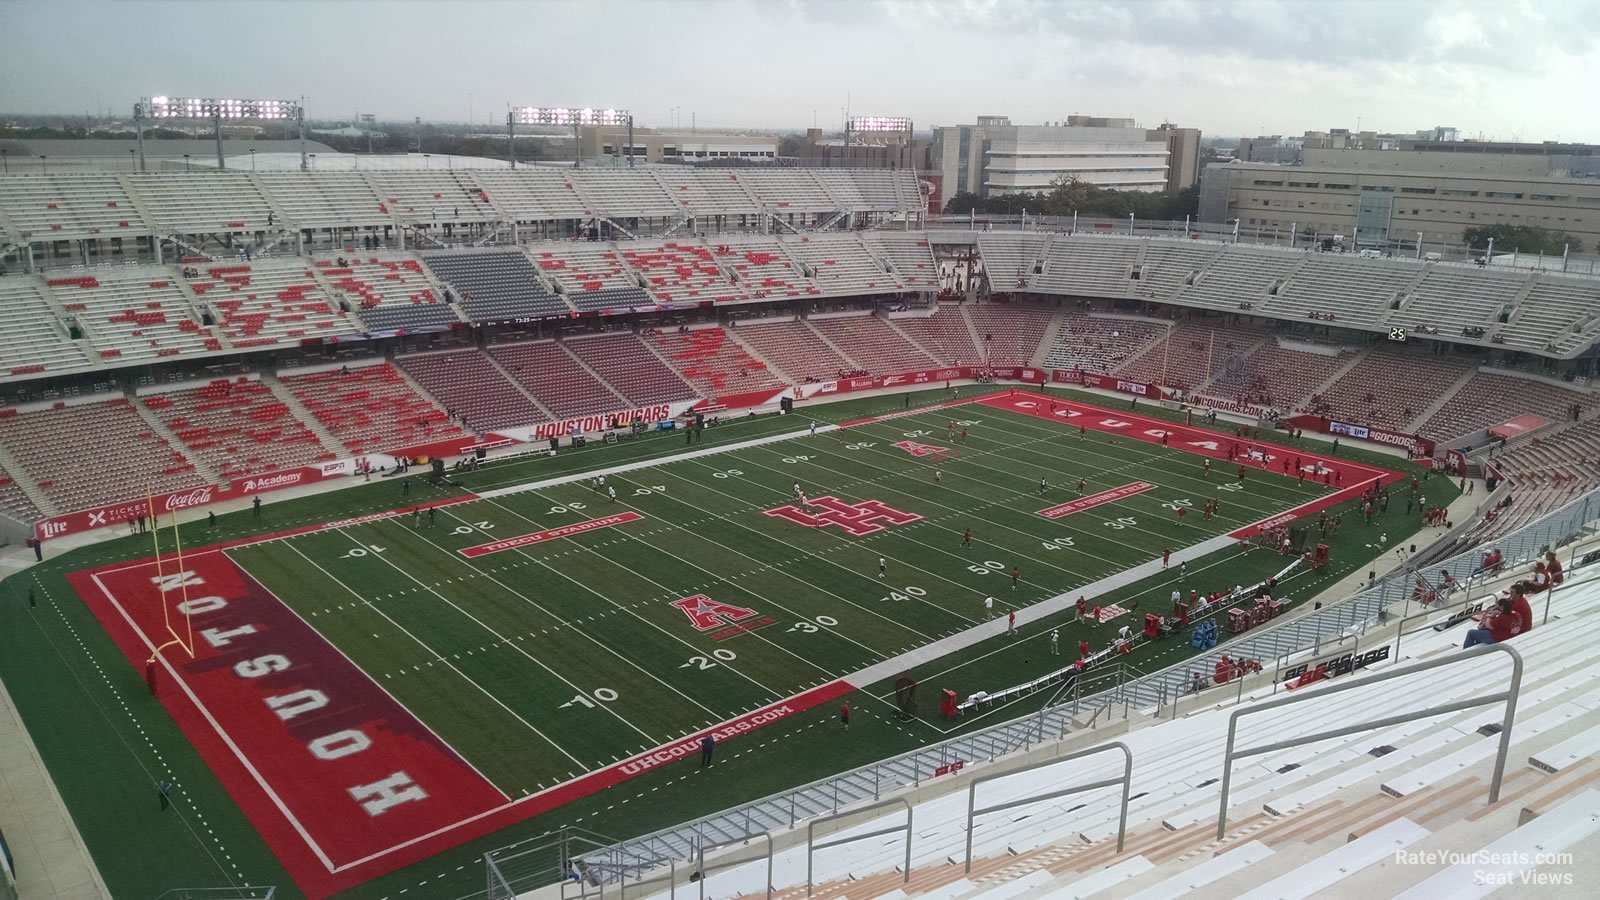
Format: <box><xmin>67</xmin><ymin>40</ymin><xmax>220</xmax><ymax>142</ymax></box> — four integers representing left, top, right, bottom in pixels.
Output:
<box><xmin>508</xmin><ymin>105</ymin><xmax>633</xmax><ymax>168</ymax></box>
<box><xmin>510</xmin><ymin>106</ymin><xmax>630</xmax><ymax>126</ymax></box>
<box><xmin>135</xmin><ymin>95</ymin><xmax>307</xmax><ymax>172</ymax></box>
<box><xmin>848</xmin><ymin>115</ymin><xmax>912</xmax><ymax>132</ymax></box>
<box><xmin>141</xmin><ymin>96</ymin><xmax>298</xmax><ymax>120</ymax></box>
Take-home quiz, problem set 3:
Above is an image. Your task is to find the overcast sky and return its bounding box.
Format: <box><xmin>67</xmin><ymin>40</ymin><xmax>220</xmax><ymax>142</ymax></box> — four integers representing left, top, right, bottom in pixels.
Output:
<box><xmin>3</xmin><ymin>0</ymin><xmax>1596</xmax><ymax>141</ymax></box>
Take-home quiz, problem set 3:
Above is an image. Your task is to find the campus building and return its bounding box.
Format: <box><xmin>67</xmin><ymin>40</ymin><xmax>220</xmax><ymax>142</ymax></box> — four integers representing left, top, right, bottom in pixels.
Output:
<box><xmin>1198</xmin><ymin>148</ymin><xmax>1600</xmax><ymax>252</ymax></box>
<box><xmin>928</xmin><ymin>115</ymin><xmax>1177</xmax><ymax>198</ymax></box>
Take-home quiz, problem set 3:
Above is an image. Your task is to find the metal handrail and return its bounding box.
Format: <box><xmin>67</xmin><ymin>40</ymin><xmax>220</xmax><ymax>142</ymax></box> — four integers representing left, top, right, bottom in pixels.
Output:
<box><xmin>806</xmin><ymin>798</ymin><xmax>912</xmax><ymax>896</ymax></box>
<box><xmin>1215</xmin><ymin>643</ymin><xmax>1524</xmax><ymax>839</ymax></box>
<box><xmin>546</xmin><ymin>490</ymin><xmax>1600</xmax><ymax>894</ymax></box>
<box><xmin>964</xmin><ymin>741</ymin><xmax>1133</xmax><ymax>871</ymax></box>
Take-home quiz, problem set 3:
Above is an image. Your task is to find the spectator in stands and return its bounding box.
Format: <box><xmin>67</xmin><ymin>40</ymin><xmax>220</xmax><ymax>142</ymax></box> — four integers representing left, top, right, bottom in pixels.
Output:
<box><xmin>1462</xmin><ymin>597</ymin><xmax>1521</xmax><ymax>648</ymax></box>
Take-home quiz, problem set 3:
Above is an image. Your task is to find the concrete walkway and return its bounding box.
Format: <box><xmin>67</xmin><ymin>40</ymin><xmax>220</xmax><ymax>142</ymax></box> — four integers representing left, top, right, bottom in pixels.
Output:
<box><xmin>0</xmin><ymin>675</ymin><xmax>109</xmax><ymax>899</ymax></box>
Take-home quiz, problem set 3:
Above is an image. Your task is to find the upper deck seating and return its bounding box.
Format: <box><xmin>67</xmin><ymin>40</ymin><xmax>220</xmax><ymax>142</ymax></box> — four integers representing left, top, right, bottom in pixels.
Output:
<box><xmin>862</xmin><ymin>232</ymin><xmax>939</xmax><ymax>289</ymax></box>
<box><xmin>187</xmin><ymin>261</ymin><xmax>354</xmax><ymax>349</ymax></box>
<box><xmin>364</xmin><ymin>171</ymin><xmax>496</xmax><ymax>223</ymax></box>
<box><xmin>1133</xmin><ymin>239</ymin><xmax>1225</xmax><ymax>300</ymax></box>
<box><xmin>739</xmin><ymin>170</ymin><xmax>839</xmax><ymax>214</ymax></box>
<box><xmin>253</xmin><ymin>172</ymin><xmax>391</xmax><ymax>229</ymax></box>
<box><xmin>569</xmin><ymin>170</ymin><xmax>680</xmax><ymax>219</ymax></box>
<box><xmin>466</xmin><ymin>169</ymin><xmax>589</xmax><ymax>221</ymax></box>
<box><xmin>0</xmin><ymin>279</ymin><xmax>91</xmax><ymax>376</ymax></box>
<box><xmin>714</xmin><ymin>236</ymin><xmax>813</xmax><ymax>300</ymax></box>
<box><xmin>1498</xmin><ymin>273</ymin><xmax>1600</xmax><ymax>357</ymax></box>
<box><xmin>420</xmin><ymin>251</ymin><xmax>571</xmax><ymax>321</ymax></box>
<box><xmin>618</xmin><ymin>240</ymin><xmax>741</xmax><ymax>304</ymax></box>
<box><xmin>527</xmin><ymin>242</ymin><xmax>651</xmax><ymax>312</ymax></box>
<box><xmin>1268</xmin><ymin>254</ymin><xmax>1417</xmax><ymax>326</ymax></box>
<box><xmin>0</xmin><ymin>173</ymin><xmax>149</xmax><ymax>241</ymax></box>
<box><xmin>50</xmin><ymin>267</ymin><xmax>217</xmax><ymax>362</ymax></box>
<box><xmin>314</xmin><ymin>255</ymin><xmax>460</xmax><ymax>332</ymax></box>
<box><xmin>976</xmin><ymin>234</ymin><xmax>1050</xmax><ymax>293</ymax></box>
<box><xmin>124</xmin><ymin>172</ymin><xmax>275</xmax><ymax>234</ymax></box>
<box><xmin>781</xmin><ymin>233</ymin><xmax>900</xmax><ymax>296</ymax></box>
<box><xmin>1032</xmin><ymin>236</ymin><xmax>1141</xmax><ymax>297</ymax></box>
<box><xmin>1179</xmin><ymin>245</ymin><xmax>1304</xmax><ymax>311</ymax></box>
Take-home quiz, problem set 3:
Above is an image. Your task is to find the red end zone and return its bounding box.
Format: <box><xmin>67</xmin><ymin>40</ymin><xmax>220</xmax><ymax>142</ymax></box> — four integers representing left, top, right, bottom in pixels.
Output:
<box><xmin>981</xmin><ymin>393</ymin><xmax>1405</xmax><ymax>538</ymax></box>
<box><xmin>67</xmin><ymin>500</ymin><xmax>846</xmax><ymax>896</ymax></box>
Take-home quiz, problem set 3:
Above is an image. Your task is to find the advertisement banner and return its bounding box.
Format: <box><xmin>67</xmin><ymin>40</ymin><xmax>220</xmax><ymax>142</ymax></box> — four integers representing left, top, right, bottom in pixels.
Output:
<box><xmin>1051</xmin><ymin>369</ymin><xmax>1086</xmax><ymax>385</ymax></box>
<box><xmin>1289</xmin><ymin>414</ymin><xmax>1436</xmax><ymax>458</ymax></box>
<box><xmin>36</xmin><ymin>466</ymin><xmax>334</xmax><ymax>542</ymax></box>
<box><xmin>492</xmin><ymin>400</ymin><xmax>698</xmax><ymax>444</ymax></box>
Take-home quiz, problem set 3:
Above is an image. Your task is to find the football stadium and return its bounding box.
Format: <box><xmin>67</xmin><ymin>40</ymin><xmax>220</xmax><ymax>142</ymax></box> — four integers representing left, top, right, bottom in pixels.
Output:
<box><xmin>4</xmin><ymin>6</ymin><xmax>1600</xmax><ymax>900</ymax></box>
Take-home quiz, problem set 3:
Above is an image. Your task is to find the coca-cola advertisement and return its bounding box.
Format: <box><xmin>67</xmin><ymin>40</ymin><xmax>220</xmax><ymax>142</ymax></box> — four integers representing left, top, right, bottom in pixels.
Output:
<box><xmin>35</xmin><ymin>466</ymin><xmax>328</xmax><ymax>543</ymax></box>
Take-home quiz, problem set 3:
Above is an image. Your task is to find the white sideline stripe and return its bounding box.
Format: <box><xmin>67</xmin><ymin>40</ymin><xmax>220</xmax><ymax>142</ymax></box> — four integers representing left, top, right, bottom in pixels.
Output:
<box><xmin>476</xmin><ymin>425</ymin><xmax>834</xmax><ymax>500</ymax></box>
<box><xmin>90</xmin><ymin>572</ymin><xmax>338</xmax><ymax>874</ymax></box>
<box><xmin>1037</xmin><ymin>855</ymin><xmax>1154</xmax><ymax>899</ymax></box>
<box><xmin>845</xmin><ymin>534</ymin><xmax>1237</xmax><ymax>689</ymax></box>
<box><xmin>1392</xmin><ymin>789</ymin><xmax>1600</xmax><ymax>900</ymax></box>
<box><xmin>1125</xmin><ymin>841</ymin><xmax>1273</xmax><ymax>900</ymax></box>
<box><xmin>1236</xmin><ymin>817</ymin><xmax>1429</xmax><ymax>900</ymax></box>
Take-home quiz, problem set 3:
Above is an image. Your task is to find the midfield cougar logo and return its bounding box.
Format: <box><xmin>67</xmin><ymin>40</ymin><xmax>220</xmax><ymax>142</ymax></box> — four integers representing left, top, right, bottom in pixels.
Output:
<box><xmin>892</xmin><ymin>440</ymin><xmax>949</xmax><ymax>457</ymax></box>
<box><xmin>764</xmin><ymin>496</ymin><xmax>923</xmax><ymax>537</ymax></box>
<box><xmin>670</xmin><ymin>594</ymin><xmax>758</xmax><ymax>632</ymax></box>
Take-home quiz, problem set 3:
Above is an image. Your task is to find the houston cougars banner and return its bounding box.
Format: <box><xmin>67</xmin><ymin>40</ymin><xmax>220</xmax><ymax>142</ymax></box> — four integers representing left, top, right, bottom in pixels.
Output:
<box><xmin>35</xmin><ymin>465</ymin><xmax>331</xmax><ymax>543</ymax></box>
<box><xmin>492</xmin><ymin>400</ymin><xmax>699</xmax><ymax>443</ymax></box>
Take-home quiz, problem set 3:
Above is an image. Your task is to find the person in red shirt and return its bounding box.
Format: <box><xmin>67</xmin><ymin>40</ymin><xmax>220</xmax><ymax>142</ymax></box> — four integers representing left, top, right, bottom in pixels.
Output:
<box><xmin>1546</xmin><ymin>552</ymin><xmax>1564</xmax><ymax>585</ymax></box>
<box><xmin>1079</xmin><ymin>640</ymin><xmax>1091</xmax><ymax>657</ymax></box>
<box><xmin>1510</xmin><ymin>584</ymin><xmax>1535</xmax><ymax>635</ymax></box>
<box><xmin>1162</xmin><ymin>548</ymin><xmax>1171</xmax><ymax>568</ymax></box>
<box><xmin>1176</xmin><ymin>506</ymin><xmax>1187</xmax><ymax>524</ymax></box>
<box><xmin>1463</xmin><ymin>597</ymin><xmax>1521</xmax><ymax>648</ymax></box>
<box><xmin>1076</xmin><ymin>595</ymin><xmax>1088</xmax><ymax>621</ymax></box>
<box><xmin>839</xmin><ymin>701</ymin><xmax>851</xmax><ymax>730</ymax></box>
<box><xmin>1238</xmin><ymin>464</ymin><xmax>1247</xmax><ymax>481</ymax></box>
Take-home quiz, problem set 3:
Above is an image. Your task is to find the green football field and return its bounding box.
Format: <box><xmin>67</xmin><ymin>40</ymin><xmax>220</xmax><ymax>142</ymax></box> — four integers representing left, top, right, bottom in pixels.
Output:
<box><xmin>4</xmin><ymin>386</ymin><xmax>1451</xmax><ymax>900</ymax></box>
<box><xmin>226</xmin><ymin>396</ymin><xmax>1327</xmax><ymax>795</ymax></box>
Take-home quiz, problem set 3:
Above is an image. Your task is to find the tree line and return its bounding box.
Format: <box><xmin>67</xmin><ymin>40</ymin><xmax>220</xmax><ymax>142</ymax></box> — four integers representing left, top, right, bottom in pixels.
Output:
<box><xmin>942</xmin><ymin>175</ymin><xmax>1200</xmax><ymax>221</ymax></box>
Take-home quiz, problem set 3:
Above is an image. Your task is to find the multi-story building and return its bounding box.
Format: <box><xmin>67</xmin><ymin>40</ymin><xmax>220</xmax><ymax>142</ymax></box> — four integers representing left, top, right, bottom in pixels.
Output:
<box><xmin>577</xmin><ymin>126</ymin><xmax>777</xmax><ymax>164</ymax></box>
<box><xmin>1198</xmin><ymin>149</ymin><xmax>1600</xmax><ymax>251</ymax></box>
<box><xmin>1150</xmin><ymin>122</ymin><xmax>1202</xmax><ymax>191</ymax></box>
<box><xmin>929</xmin><ymin>115</ymin><xmax>1174</xmax><ymax>198</ymax></box>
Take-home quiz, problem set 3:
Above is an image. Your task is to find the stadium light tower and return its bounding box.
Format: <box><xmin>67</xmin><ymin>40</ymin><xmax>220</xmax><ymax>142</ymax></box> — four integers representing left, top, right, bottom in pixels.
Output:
<box><xmin>135</xmin><ymin>96</ymin><xmax>306</xmax><ymax>172</ymax></box>
<box><xmin>847</xmin><ymin>115</ymin><xmax>914</xmax><ymax>170</ymax></box>
<box><xmin>508</xmin><ymin>106</ymin><xmax>632</xmax><ymax>169</ymax></box>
